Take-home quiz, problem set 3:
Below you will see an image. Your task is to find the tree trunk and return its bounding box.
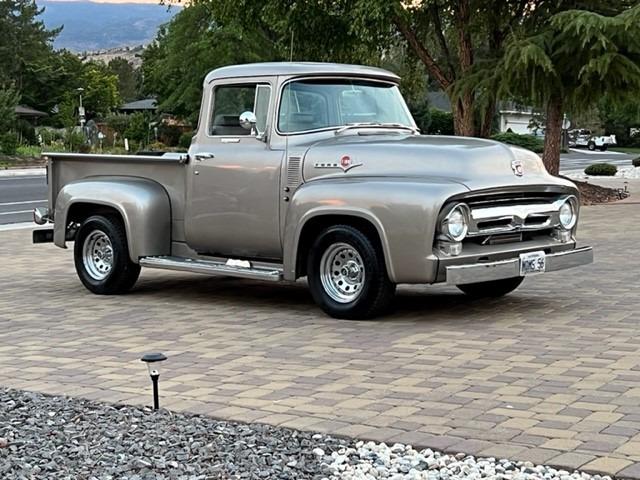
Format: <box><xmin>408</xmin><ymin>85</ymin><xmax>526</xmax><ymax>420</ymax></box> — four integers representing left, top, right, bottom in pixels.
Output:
<box><xmin>479</xmin><ymin>97</ymin><xmax>497</xmax><ymax>138</ymax></box>
<box><xmin>453</xmin><ymin>95</ymin><xmax>475</xmax><ymax>136</ymax></box>
<box><xmin>542</xmin><ymin>95</ymin><xmax>563</xmax><ymax>176</ymax></box>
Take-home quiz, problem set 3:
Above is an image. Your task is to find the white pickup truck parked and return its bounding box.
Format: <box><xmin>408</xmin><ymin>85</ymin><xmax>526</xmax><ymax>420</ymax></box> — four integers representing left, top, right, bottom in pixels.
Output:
<box><xmin>568</xmin><ymin>129</ymin><xmax>617</xmax><ymax>151</ymax></box>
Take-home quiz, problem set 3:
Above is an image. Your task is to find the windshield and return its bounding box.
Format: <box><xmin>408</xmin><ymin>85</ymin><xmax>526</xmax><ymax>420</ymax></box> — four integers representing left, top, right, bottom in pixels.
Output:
<box><xmin>278</xmin><ymin>79</ymin><xmax>414</xmax><ymax>134</ymax></box>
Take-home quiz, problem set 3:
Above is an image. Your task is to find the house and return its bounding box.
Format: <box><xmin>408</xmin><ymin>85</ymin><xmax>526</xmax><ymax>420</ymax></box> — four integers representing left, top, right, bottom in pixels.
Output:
<box><xmin>15</xmin><ymin>105</ymin><xmax>48</xmax><ymax>123</ymax></box>
<box><xmin>118</xmin><ymin>98</ymin><xmax>157</xmax><ymax>114</ymax></box>
<box><xmin>498</xmin><ymin>103</ymin><xmax>538</xmax><ymax>135</ymax></box>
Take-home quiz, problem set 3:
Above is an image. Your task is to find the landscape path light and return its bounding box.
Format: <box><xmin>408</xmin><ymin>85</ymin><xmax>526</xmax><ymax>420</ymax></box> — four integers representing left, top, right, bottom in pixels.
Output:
<box><xmin>140</xmin><ymin>352</ymin><xmax>167</xmax><ymax>410</ymax></box>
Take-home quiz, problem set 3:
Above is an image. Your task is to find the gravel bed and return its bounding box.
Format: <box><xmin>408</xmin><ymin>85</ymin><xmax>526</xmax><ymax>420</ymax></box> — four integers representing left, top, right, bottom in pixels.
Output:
<box><xmin>322</xmin><ymin>442</ymin><xmax>613</xmax><ymax>480</ymax></box>
<box><xmin>0</xmin><ymin>388</ymin><xmax>348</xmax><ymax>479</ymax></box>
<box><xmin>0</xmin><ymin>388</ymin><xmax>616</xmax><ymax>480</ymax></box>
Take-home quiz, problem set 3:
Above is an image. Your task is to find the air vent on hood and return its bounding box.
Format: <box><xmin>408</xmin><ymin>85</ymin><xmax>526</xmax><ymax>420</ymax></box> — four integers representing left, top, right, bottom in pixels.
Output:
<box><xmin>286</xmin><ymin>156</ymin><xmax>302</xmax><ymax>189</ymax></box>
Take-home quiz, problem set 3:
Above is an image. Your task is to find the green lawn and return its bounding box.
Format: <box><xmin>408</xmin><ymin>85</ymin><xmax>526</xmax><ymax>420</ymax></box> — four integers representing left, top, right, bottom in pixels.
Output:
<box><xmin>611</xmin><ymin>147</ymin><xmax>640</xmax><ymax>155</ymax></box>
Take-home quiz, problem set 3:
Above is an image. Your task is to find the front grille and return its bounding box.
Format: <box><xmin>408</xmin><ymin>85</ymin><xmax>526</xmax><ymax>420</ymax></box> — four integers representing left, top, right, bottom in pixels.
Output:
<box><xmin>466</xmin><ymin>193</ymin><xmax>569</xmax><ymax>238</ymax></box>
<box><xmin>438</xmin><ymin>192</ymin><xmax>575</xmax><ymax>249</ymax></box>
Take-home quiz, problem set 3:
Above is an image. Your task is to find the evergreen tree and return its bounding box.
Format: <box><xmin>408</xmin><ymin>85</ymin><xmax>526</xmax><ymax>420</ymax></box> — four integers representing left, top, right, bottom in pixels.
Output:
<box><xmin>0</xmin><ymin>0</ymin><xmax>60</xmax><ymax>91</ymax></box>
<box><xmin>493</xmin><ymin>4</ymin><xmax>640</xmax><ymax>174</ymax></box>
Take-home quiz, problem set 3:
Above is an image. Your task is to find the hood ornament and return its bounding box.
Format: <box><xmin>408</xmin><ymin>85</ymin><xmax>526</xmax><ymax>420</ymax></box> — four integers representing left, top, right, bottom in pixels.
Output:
<box><xmin>511</xmin><ymin>159</ymin><xmax>524</xmax><ymax>177</ymax></box>
<box><xmin>314</xmin><ymin>155</ymin><xmax>363</xmax><ymax>173</ymax></box>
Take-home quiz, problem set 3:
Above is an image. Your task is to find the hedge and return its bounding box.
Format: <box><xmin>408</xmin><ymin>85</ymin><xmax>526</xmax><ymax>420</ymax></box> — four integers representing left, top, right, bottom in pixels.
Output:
<box><xmin>584</xmin><ymin>163</ymin><xmax>618</xmax><ymax>176</ymax></box>
<box><xmin>491</xmin><ymin>132</ymin><xmax>544</xmax><ymax>153</ymax></box>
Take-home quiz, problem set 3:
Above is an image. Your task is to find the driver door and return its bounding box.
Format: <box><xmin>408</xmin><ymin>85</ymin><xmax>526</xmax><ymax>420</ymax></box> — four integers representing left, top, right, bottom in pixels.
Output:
<box><xmin>185</xmin><ymin>79</ymin><xmax>283</xmax><ymax>259</ymax></box>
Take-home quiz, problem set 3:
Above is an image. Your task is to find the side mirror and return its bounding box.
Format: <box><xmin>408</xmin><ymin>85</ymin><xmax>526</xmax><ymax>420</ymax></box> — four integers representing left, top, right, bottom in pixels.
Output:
<box><xmin>239</xmin><ymin>111</ymin><xmax>256</xmax><ymax>131</ymax></box>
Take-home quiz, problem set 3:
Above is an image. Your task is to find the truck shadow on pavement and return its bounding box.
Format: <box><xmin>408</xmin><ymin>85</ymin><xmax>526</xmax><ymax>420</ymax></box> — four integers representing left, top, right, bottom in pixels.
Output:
<box><xmin>130</xmin><ymin>273</ymin><xmax>551</xmax><ymax>322</ymax></box>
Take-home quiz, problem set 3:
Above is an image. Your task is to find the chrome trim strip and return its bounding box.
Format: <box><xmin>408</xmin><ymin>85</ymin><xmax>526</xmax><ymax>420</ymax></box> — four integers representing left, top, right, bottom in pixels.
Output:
<box><xmin>139</xmin><ymin>255</ymin><xmax>283</xmax><ymax>282</ymax></box>
<box><xmin>43</xmin><ymin>153</ymin><xmax>188</xmax><ymax>163</ymax></box>
<box><xmin>445</xmin><ymin>246</ymin><xmax>593</xmax><ymax>285</ymax></box>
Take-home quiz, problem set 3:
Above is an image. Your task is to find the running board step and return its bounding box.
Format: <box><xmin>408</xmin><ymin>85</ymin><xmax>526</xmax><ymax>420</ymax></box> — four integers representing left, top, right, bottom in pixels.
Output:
<box><xmin>139</xmin><ymin>256</ymin><xmax>283</xmax><ymax>282</ymax></box>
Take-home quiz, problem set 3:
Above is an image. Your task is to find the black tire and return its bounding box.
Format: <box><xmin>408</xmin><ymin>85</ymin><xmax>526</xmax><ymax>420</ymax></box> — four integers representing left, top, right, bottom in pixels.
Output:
<box><xmin>74</xmin><ymin>214</ymin><xmax>141</xmax><ymax>295</ymax></box>
<box><xmin>457</xmin><ymin>277</ymin><xmax>524</xmax><ymax>298</ymax></box>
<box><xmin>588</xmin><ymin>141</ymin><xmax>596</xmax><ymax>151</ymax></box>
<box><xmin>599</xmin><ymin>144</ymin><xmax>608</xmax><ymax>151</ymax></box>
<box><xmin>307</xmin><ymin>225</ymin><xmax>395</xmax><ymax>320</ymax></box>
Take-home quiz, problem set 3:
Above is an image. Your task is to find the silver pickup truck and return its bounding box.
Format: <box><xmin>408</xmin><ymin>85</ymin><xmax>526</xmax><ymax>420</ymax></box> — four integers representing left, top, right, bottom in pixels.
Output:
<box><xmin>33</xmin><ymin>62</ymin><xmax>593</xmax><ymax>319</ymax></box>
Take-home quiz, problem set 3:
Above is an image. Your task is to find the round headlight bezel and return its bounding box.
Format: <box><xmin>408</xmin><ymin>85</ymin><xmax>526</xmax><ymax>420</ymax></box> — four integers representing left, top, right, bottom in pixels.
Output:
<box><xmin>559</xmin><ymin>197</ymin><xmax>578</xmax><ymax>230</ymax></box>
<box><xmin>441</xmin><ymin>203</ymin><xmax>470</xmax><ymax>242</ymax></box>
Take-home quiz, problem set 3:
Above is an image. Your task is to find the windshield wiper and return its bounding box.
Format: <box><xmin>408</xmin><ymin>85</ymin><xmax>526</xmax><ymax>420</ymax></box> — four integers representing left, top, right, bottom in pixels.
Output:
<box><xmin>334</xmin><ymin>122</ymin><xmax>420</xmax><ymax>135</ymax></box>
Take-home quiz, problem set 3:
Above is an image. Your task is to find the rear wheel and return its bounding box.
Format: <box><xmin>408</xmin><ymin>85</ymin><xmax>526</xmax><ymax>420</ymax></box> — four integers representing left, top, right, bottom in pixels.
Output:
<box><xmin>74</xmin><ymin>214</ymin><xmax>140</xmax><ymax>294</ymax></box>
<box><xmin>599</xmin><ymin>144</ymin><xmax>608</xmax><ymax>151</ymax></box>
<box><xmin>588</xmin><ymin>141</ymin><xmax>596</xmax><ymax>151</ymax></box>
<box><xmin>307</xmin><ymin>225</ymin><xmax>395</xmax><ymax>319</ymax></box>
<box><xmin>457</xmin><ymin>277</ymin><xmax>524</xmax><ymax>298</ymax></box>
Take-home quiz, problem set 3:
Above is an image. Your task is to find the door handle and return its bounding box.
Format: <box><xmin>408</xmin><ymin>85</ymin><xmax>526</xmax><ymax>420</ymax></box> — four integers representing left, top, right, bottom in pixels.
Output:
<box><xmin>195</xmin><ymin>152</ymin><xmax>215</xmax><ymax>161</ymax></box>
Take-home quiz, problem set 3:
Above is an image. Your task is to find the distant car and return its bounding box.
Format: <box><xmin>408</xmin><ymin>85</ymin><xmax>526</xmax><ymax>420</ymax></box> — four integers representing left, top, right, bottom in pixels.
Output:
<box><xmin>568</xmin><ymin>129</ymin><xmax>617</xmax><ymax>151</ymax></box>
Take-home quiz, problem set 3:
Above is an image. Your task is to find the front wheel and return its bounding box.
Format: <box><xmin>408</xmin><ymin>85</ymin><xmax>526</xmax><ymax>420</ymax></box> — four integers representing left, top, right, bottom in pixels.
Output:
<box><xmin>74</xmin><ymin>214</ymin><xmax>141</xmax><ymax>295</ymax></box>
<box><xmin>588</xmin><ymin>141</ymin><xmax>596</xmax><ymax>151</ymax></box>
<box><xmin>457</xmin><ymin>277</ymin><xmax>524</xmax><ymax>298</ymax></box>
<box><xmin>599</xmin><ymin>144</ymin><xmax>608</xmax><ymax>151</ymax></box>
<box><xmin>307</xmin><ymin>225</ymin><xmax>395</xmax><ymax>319</ymax></box>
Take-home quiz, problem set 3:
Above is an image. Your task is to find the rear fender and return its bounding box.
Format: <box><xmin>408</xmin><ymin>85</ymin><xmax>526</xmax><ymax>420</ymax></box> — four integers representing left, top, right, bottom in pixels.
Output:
<box><xmin>54</xmin><ymin>177</ymin><xmax>171</xmax><ymax>263</ymax></box>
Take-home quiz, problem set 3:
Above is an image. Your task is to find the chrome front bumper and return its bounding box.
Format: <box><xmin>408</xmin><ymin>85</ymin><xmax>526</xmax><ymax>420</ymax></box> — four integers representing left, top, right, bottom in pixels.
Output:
<box><xmin>445</xmin><ymin>246</ymin><xmax>593</xmax><ymax>285</ymax></box>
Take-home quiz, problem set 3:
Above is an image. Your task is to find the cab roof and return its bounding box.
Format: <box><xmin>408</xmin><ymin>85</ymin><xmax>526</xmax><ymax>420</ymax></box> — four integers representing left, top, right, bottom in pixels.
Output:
<box><xmin>204</xmin><ymin>62</ymin><xmax>400</xmax><ymax>84</ymax></box>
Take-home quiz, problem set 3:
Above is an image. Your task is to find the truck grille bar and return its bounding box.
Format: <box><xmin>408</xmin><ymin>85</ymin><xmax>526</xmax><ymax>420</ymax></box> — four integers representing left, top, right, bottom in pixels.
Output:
<box><xmin>466</xmin><ymin>195</ymin><xmax>574</xmax><ymax>237</ymax></box>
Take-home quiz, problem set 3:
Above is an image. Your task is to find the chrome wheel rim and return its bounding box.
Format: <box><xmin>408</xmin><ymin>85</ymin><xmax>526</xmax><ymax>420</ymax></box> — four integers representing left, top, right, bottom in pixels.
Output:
<box><xmin>82</xmin><ymin>230</ymin><xmax>113</xmax><ymax>280</ymax></box>
<box><xmin>320</xmin><ymin>242</ymin><xmax>365</xmax><ymax>304</ymax></box>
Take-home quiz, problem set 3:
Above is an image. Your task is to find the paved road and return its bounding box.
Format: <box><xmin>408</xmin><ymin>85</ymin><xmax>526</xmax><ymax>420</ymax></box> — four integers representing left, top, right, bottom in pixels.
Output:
<box><xmin>0</xmin><ymin>175</ymin><xmax>47</xmax><ymax>225</ymax></box>
<box><xmin>559</xmin><ymin>149</ymin><xmax>635</xmax><ymax>175</ymax></box>
<box><xmin>1</xmin><ymin>205</ymin><xmax>639</xmax><ymax>478</ymax></box>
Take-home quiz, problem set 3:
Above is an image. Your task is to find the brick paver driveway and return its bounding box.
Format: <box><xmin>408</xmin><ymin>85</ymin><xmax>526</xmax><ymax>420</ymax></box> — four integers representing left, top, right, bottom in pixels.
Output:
<box><xmin>1</xmin><ymin>204</ymin><xmax>639</xmax><ymax>478</ymax></box>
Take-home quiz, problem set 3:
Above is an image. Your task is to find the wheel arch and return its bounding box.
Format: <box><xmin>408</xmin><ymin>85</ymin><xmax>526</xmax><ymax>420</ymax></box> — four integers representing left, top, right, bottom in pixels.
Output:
<box><xmin>287</xmin><ymin>209</ymin><xmax>395</xmax><ymax>282</ymax></box>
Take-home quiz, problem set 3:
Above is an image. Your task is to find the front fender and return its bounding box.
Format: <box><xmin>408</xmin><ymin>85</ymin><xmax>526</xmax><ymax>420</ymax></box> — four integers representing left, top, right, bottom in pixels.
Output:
<box><xmin>283</xmin><ymin>178</ymin><xmax>468</xmax><ymax>283</ymax></box>
<box><xmin>54</xmin><ymin>176</ymin><xmax>171</xmax><ymax>263</ymax></box>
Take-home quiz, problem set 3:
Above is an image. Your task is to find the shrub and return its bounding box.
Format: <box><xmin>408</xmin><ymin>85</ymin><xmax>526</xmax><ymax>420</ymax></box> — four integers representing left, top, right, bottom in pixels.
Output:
<box><xmin>427</xmin><ymin>109</ymin><xmax>455</xmax><ymax>135</ymax></box>
<box><xmin>178</xmin><ymin>132</ymin><xmax>193</xmax><ymax>149</ymax></box>
<box><xmin>158</xmin><ymin>124</ymin><xmax>182</xmax><ymax>146</ymax></box>
<box><xmin>38</xmin><ymin>128</ymin><xmax>64</xmax><ymax>145</ymax></box>
<box><xmin>491</xmin><ymin>132</ymin><xmax>544</xmax><ymax>153</ymax></box>
<box><xmin>0</xmin><ymin>133</ymin><xmax>18</xmax><ymax>155</ymax></box>
<box><xmin>64</xmin><ymin>130</ymin><xmax>85</xmax><ymax>151</ymax></box>
<box><xmin>584</xmin><ymin>163</ymin><xmax>618</xmax><ymax>176</ymax></box>
<box><xmin>124</xmin><ymin>112</ymin><xmax>149</xmax><ymax>144</ymax></box>
<box><xmin>146</xmin><ymin>141</ymin><xmax>167</xmax><ymax>151</ymax></box>
<box><xmin>16</xmin><ymin>145</ymin><xmax>42</xmax><ymax>157</ymax></box>
<box><xmin>632</xmin><ymin>157</ymin><xmax>640</xmax><ymax>167</ymax></box>
<box><xmin>16</xmin><ymin>119</ymin><xmax>37</xmax><ymax>145</ymax></box>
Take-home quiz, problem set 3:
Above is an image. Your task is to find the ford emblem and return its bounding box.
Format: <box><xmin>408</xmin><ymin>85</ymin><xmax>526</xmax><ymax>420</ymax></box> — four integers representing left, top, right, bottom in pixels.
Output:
<box><xmin>511</xmin><ymin>159</ymin><xmax>524</xmax><ymax>177</ymax></box>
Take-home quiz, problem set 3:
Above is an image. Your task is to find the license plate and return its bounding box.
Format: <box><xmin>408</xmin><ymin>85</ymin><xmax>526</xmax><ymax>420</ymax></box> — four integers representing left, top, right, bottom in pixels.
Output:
<box><xmin>520</xmin><ymin>251</ymin><xmax>546</xmax><ymax>276</ymax></box>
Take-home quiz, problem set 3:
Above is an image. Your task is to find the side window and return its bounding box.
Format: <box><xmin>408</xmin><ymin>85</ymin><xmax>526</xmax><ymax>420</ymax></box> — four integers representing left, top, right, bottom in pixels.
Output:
<box><xmin>211</xmin><ymin>84</ymin><xmax>255</xmax><ymax>136</ymax></box>
<box><xmin>210</xmin><ymin>83</ymin><xmax>271</xmax><ymax>136</ymax></box>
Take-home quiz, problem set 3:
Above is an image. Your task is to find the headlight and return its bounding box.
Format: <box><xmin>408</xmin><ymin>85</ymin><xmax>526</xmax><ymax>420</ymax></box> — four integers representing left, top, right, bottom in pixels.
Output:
<box><xmin>559</xmin><ymin>198</ymin><xmax>577</xmax><ymax>230</ymax></box>
<box><xmin>442</xmin><ymin>204</ymin><xmax>469</xmax><ymax>241</ymax></box>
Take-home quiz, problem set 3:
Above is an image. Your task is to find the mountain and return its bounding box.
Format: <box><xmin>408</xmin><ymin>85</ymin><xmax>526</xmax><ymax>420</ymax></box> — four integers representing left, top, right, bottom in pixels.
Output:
<box><xmin>38</xmin><ymin>1</ymin><xmax>180</xmax><ymax>52</ymax></box>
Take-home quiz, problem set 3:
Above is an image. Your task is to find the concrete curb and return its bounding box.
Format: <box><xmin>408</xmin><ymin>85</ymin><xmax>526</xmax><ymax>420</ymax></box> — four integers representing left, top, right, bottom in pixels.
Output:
<box><xmin>0</xmin><ymin>222</ymin><xmax>39</xmax><ymax>232</ymax></box>
<box><xmin>0</xmin><ymin>168</ymin><xmax>46</xmax><ymax>177</ymax></box>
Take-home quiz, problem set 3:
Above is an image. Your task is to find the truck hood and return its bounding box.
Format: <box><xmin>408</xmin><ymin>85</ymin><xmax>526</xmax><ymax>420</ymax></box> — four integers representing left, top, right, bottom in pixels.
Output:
<box><xmin>302</xmin><ymin>133</ymin><xmax>564</xmax><ymax>191</ymax></box>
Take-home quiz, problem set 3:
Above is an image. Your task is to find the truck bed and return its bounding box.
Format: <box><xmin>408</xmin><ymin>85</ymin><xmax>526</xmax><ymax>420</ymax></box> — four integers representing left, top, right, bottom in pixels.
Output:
<box><xmin>44</xmin><ymin>152</ymin><xmax>189</xmax><ymax>242</ymax></box>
